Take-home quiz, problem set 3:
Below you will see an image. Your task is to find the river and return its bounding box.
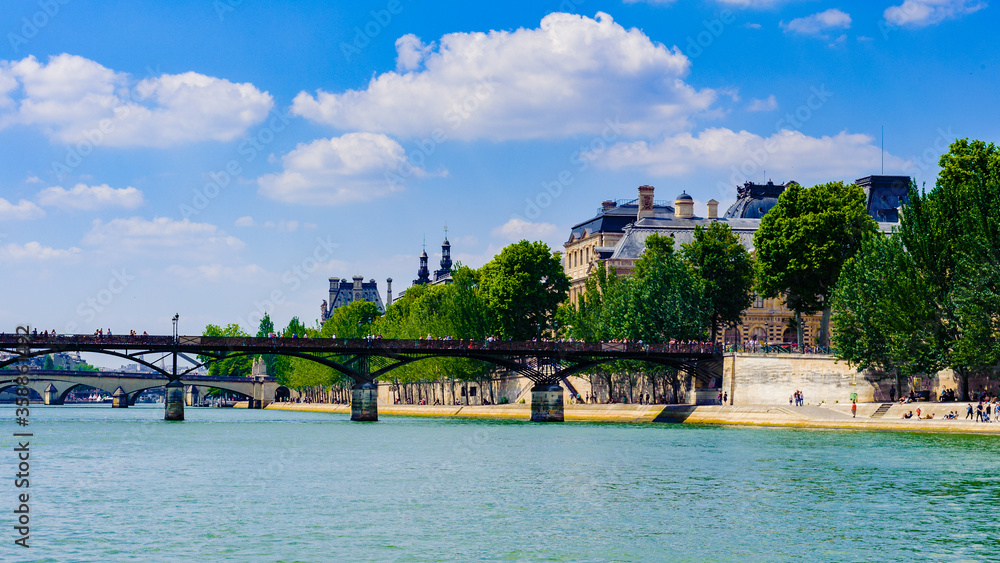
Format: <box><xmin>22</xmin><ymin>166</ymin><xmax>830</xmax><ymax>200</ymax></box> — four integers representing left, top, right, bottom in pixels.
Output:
<box><xmin>2</xmin><ymin>404</ymin><xmax>998</xmax><ymax>562</ymax></box>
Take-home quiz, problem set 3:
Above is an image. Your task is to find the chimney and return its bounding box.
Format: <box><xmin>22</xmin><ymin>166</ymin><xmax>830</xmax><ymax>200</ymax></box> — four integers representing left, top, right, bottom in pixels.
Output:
<box><xmin>707</xmin><ymin>199</ymin><xmax>719</xmax><ymax>219</ymax></box>
<box><xmin>637</xmin><ymin>185</ymin><xmax>655</xmax><ymax>220</ymax></box>
<box><xmin>386</xmin><ymin>278</ymin><xmax>393</xmax><ymax>306</ymax></box>
<box><xmin>601</xmin><ymin>200</ymin><xmax>617</xmax><ymax>212</ymax></box>
<box><xmin>674</xmin><ymin>191</ymin><xmax>694</xmax><ymax>219</ymax></box>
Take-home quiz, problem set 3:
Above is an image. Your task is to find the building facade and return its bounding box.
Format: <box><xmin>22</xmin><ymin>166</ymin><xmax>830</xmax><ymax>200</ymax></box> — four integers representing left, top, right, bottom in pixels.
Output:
<box><xmin>321</xmin><ymin>276</ymin><xmax>387</xmax><ymax>321</ymax></box>
<box><xmin>564</xmin><ymin>178</ymin><xmax>909</xmax><ymax>346</ymax></box>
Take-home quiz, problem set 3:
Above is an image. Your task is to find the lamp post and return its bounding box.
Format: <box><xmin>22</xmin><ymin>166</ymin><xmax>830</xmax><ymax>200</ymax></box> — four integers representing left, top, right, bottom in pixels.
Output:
<box><xmin>172</xmin><ymin>313</ymin><xmax>179</xmax><ymax>343</ymax></box>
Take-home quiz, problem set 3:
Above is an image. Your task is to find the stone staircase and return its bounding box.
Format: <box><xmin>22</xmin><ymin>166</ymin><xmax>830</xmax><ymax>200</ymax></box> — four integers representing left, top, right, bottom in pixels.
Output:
<box><xmin>870</xmin><ymin>403</ymin><xmax>894</xmax><ymax>418</ymax></box>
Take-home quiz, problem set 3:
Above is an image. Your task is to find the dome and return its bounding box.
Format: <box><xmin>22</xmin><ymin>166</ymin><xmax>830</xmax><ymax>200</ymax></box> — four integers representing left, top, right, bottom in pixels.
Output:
<box><xmin>675</xmin><ymin>191</ymin><xmax>693</xmax><ymax>201</ymax></box>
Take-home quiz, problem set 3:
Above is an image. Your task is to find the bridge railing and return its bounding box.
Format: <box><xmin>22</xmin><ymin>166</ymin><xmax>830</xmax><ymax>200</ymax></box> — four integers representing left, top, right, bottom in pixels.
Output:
<box><xmin>0</xmin><ymin>334</ymin><xmax>721</xmax><ymax>355</ymax></box>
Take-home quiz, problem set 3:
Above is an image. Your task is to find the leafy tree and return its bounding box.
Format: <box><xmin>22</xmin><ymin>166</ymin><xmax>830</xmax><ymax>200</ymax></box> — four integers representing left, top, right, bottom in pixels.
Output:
<box><xmin>680</xmin><ymin>222</ymin><xmax>755</xmax><ymax>342</ymax></box>
<box><xmin>478</xmin><ymin>240</ymin><xmax>569</xmax><ymax>340</ymax></box>
<box><xmin>603</xmin><ymin>234</ymin><xmax>707</xmax><ymax>342</ymax></box>
<box><xmin>283</xmin><ymin>316</ymin><xmax>307</xmax><ymax>338</ymax></box>
<box><xmin>43</xmin><ymin>354</ymin><xmax>55</xmax><ymax>370</ymax></box>
<box><xmin>255</xmin><ymin>312</ymin><xmax>289</xmax><ymax>382</ymax></box>
<box><xmin>198</xmin><ymin>323</ymin><xmax>252</xmax><ymax>377</ymax></box>
<box><xmin>557</xmin><ymin>264</ymin><xmax>620</xmax><ymax>342</ymax></box>
<box><xmin>754</xmin><ymin>181</ymin><xmax>877</xmax><ymax>347</ymax></box>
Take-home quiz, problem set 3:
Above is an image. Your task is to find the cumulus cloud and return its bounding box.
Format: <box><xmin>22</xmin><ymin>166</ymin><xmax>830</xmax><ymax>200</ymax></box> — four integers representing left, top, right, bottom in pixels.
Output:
<box><xmin>257</xmin><ymin>132</ymin><xmax>426</xmax><ymax>205</ymax></box>
<box><xmin>82</xmin><ymin>217</ymin><xmax>244</xmax><ymax>256</ymax></box>
<box><xmin>0</xmin><ymin>241</ymin><xmax>80</xmax><ymax>261</ymax></box>
<box><xmin>781</xmin><ymin>9</ymin><xmax>852</xmax><ymax>35</ymax></box>
<box><xmin>235</xmin><ymin>216</ymin><xmax>255</xmax><ymax>227</ymax></box>
<box><xmin>747</xmin><ymin>95</ymin><xmax>778</xmax><ymax>112</ymax></box>
<box><xmin>36</xmin><ymin>183</ymin><xmax>143</xmax><ymax>210</ymax></box>
<box><xmin>0</xmin><ymin>54</ymin><xmax>273</xmax><ymax>147</ymax></box>
<box><xmin>235</xmin><ymin>216</ymin><xmax>301</xmax><ymax>231</ymax></box>
<box><xmin>165</xmin><ymin>263</ymin><xmax>268</xmax><ymax>283</ymax></box>
<box><xmin>0</xmin><ymin>198</ymin><xmax>45</xmax><ymax>220</ymax></box>
<box><xmin>589</xmin><ymin>128</ymin><xmax>910</xmax><ymax>186</ymax></box>
<box><xmin>292</xmin><ymin>12</ymin><xmax>715</xmax><ymax>141</ymax></box>
<box><xmin>884</xmin><ymin>0</ymin><xmax>985</xmax><ymax>27</ymax></box>
<box><xmin>492</xmin><ymin>218</ymin><xmax>559</xmax><ymax>241</ymax></box>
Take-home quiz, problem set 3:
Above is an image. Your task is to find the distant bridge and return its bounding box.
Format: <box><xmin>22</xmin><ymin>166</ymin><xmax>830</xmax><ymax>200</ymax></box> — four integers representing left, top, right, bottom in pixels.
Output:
<box><xmin>0</xmin><ymin>369</ymin><xmax>282</xmax><ymax>406</ymax></box>
<box><xmin>0</xmin><ymin>333</ymin><xmax>721</xmax><ymax>421</ymax></box>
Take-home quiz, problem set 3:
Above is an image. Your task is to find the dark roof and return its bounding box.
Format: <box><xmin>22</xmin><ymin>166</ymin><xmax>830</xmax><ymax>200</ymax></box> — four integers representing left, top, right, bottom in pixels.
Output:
<box><xmin>568</xmin><ymin>199</ymin><xmax>674</xmax><ymax>242</ymax></box>
<box><xmin>858</xmin><ymin>175</ymin><xmax>911</xmax><ymax>223</ymax></box>
<box><xmin>675</xmin><ymin>191</ymin><xmax>693</xmax><ymax>201</ymax></box>
<box><xmin>723</xmin><ymin>181</ymin><xmax>791</xmax><ymax>219</ymax></box>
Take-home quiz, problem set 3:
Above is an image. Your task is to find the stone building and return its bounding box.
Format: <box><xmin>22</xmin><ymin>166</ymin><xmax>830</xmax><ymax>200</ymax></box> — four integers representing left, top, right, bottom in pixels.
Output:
<box><xmin>564</xmin><ymin>177</ymin><xmax>909</xmax><ymax>346</ymax></box>
<box><xmin>321</xmin><ymin>275</ymin><xmax>387</xmax><ymax>321</ymax></box>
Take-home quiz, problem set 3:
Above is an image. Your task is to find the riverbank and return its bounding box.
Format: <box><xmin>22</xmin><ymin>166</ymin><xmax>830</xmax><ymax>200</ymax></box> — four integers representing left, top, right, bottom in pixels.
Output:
<box><xmin>260</xmin><ymin>401</ymin><xmax>1000</xmax><ymax>434</ymax></box>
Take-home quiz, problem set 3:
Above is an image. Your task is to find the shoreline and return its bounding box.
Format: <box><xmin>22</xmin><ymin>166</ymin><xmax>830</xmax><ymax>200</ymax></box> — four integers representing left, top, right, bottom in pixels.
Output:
<box><xmin>260</xmin><ymin>401</ymin><xmax>1000</xmax><ymax>434</ymax></box>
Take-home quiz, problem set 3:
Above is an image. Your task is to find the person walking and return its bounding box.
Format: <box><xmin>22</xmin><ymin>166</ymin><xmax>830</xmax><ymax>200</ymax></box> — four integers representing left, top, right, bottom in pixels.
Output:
<box><xmin>967</xmin><ymin>403</ymin><xmax>975</xmax><ymax>419</ymax></box>
<box><xmin>851</xmin><ymin>401</ymin><xmax>857</xmax><ymax>418</ymax></box>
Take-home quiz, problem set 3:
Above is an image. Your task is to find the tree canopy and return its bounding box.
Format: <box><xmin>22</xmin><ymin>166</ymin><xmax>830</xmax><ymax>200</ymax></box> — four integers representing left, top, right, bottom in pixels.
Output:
<box><xmin>680</xmin><ymin>222</ymin><xmax>755</xmax><ymax>342</ymax></box>
<box><xmin>754</xmin><ymin>180</ymin><xmax>877</xmax><ymax>346</ymax></box>
<box><xmin>477</xmin><ymin>240</ymin><xmax>569</xmax><ymax>340</ymax></box>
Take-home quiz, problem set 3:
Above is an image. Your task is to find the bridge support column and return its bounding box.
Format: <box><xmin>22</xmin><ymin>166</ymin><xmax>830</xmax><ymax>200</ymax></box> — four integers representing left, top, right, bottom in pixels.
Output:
<box><xmin>351</xmin><ymin>382</ymin><xmax>378</xmax><ymax>421</ymax></box>
<box><xmin>184</xmin><ymin>385</ymin><xmax>199</xmax><ymax>407</ymax></box>
<box><xmin>164</xmin><ymin>379</ymin><xmax>184</xmax><ymax>421</ymax></box>
<box><xmin>112</xmin><ymin>386</ymin><xmax>129</xmax><ymax>408</ymax></box>
<box><xmin>43</xmin><ymin>383</ymin><xmax>63</xmax><ymax>405</ymax></box>
<box><xmin>530</xmin><ymin>383</ymin><xmax>564</xmax><ymax>422</ymax></box>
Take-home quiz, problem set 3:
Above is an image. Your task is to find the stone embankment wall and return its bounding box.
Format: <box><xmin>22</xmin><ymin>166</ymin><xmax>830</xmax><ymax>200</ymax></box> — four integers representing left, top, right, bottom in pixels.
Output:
<box><xmin>721</xmin><ymin>353</ymin><xmax>964</xmax><ymax>405</ymax></box>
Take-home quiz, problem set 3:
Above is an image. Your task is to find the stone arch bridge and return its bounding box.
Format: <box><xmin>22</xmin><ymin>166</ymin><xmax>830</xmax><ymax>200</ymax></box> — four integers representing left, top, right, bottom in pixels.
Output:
<box><xmin>0</xmin><ymin>333</ymin><xmax>721</xmax><ymax>421</ymax></box>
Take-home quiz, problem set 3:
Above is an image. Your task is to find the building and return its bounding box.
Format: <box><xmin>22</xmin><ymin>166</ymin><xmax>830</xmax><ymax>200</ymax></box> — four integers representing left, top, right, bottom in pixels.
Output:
<box><xmin>321</xmin><ymin>276</ymin><xmax>387</xmax><ymax>321</ymax></box>
<box><xmin>564</xmin><ymin>177</ymin><xmax>909</xmax><ymax>346</ymax></box>
<box><xmin>412</xmin><ymin>235</ymin><xmax>455</xmax><ymax>287</ymax></box>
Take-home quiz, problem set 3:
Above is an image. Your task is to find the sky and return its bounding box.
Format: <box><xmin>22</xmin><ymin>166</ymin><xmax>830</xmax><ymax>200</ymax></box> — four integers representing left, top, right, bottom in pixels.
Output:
<box><xmin>0</xmin><ymin>0</ymin><xmax>996</xmax><ymax>364</ymax></box>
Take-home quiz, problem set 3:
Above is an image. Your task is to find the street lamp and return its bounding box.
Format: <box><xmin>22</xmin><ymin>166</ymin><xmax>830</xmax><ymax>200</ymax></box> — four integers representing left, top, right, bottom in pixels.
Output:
<box><xmin>172</xmin><ymin>314</ymin><xmax>179</xmax><ymax>343</ymax></box>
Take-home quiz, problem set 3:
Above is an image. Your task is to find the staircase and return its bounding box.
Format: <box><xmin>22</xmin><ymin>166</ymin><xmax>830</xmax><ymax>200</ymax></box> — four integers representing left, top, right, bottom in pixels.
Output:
<box><xmin>870</xmin><ymin>403</ymin><xmax>893</xmax><ymax>418</ymax></box>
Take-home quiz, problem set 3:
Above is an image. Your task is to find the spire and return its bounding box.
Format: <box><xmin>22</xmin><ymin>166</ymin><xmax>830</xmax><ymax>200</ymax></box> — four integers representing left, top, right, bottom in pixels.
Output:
<box><xmin>414</xmin><ymin>240</ymin><xmax>431</xmax><ymax>286</ymax></box>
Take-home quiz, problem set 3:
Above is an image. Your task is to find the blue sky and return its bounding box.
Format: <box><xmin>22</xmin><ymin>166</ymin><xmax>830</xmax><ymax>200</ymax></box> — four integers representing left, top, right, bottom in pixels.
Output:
<box><xmin>0</xmin><ymin>0</ymin><xmax>995</xmax><ymax>361</ymax></box>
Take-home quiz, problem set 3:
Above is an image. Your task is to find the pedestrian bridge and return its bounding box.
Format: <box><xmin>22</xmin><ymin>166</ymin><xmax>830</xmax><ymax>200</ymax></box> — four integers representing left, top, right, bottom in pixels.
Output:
<box><xmin>0</xmin><ymin>369</ymin><xmax>283</xmax><ymax>406</ymax></box>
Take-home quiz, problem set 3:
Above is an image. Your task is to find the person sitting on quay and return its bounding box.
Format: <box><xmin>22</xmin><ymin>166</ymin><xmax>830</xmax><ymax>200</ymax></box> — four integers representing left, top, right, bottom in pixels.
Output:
<box><xmin>902</xmin><ymin>411</ymin><xmax>913</xmax><ymax>419</ymax></box>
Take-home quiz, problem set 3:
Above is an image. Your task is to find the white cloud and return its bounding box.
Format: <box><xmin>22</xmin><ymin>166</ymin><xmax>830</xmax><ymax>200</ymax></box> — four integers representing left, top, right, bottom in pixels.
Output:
<box><xmin>589</xmin><ymin>128</ymin><xmax>910</xmax><ymax>185</ymax></box>
<box><xmin>235</xmin><ymin>216</ymin><xmax>255</xmax><ymax>227</ymax></box>
<box><xmin>781</xmin><ymin>9</ymin><xmax>852</xmax><ymax>35</ymax></box>
<box><xmin>0</xmin><ymin>241</ymin><xmax>80</xmax><ymax>261</ymax></box>
<box><xmin>884</xmin><ymin>0</ymin><xmax>985</xmax><ymax>27</ymax></box>
<box><xmin>292</xmin><ymin>12</ymin><xmax>715</xmax><ymax>141</ymax></box>
<box><xmin>258</xmin><ymin>132</ymin><xmax>425</xmax><ymax>205</ymax></box>
<box><xmin>82</xmin><ymin>217</ymin><xmax>244</xmax><ymax>256</ymax></box>
<box><xmin>747</xmin><ymin>95</ymin><xmax>778</xmax><ymax>112</ymax></box>
<box><xmin>492</xmin><ymin>218</ymin><xmax>559</xmax><ymax>241</ymax></box>
<box><xmin>0</xmin><ymin>198</ymin><xmax>45</xmax><ymax>220</ymax></box>
<box><xmin>744</xmin><ymin>23</ymin><xmax>763</xmax><ymax>29</ymax></box>
<box><xmin>25</xmin><ymin>175</ymin><xmax>42</xmax><ymax>184</ymax></box>
<box><xmin>0</xmin><ymin>54</ymin><xmax>273</xmax><ymax>147</ymax></box>
<box><xmin>36</xmin><ymin>183</ymin><xmax>143</xmax><ymax>210</ymax></box>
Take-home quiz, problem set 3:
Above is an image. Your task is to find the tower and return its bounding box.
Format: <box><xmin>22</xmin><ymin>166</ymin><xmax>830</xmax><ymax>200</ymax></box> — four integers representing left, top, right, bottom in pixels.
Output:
<box><xmin>386</xmin><ymin>278</ymin><xmax>393</xmax><ymax>306</ymax></box>
<box><xmin>413</xmin><ymin>245</ymin><xmax>430</xmax><ymax>286</ymax></box>
<box><xmin>435</xmin><ymin>227</ymin><xmax>452</xmax><ymax>281</ymax></box>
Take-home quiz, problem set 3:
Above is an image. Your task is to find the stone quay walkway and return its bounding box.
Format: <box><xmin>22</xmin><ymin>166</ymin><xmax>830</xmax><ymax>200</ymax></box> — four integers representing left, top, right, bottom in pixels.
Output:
<box><xmin>259</xmin><ymin>401</ymin><xmax>1000</xmax><ymax>434</ymax></box>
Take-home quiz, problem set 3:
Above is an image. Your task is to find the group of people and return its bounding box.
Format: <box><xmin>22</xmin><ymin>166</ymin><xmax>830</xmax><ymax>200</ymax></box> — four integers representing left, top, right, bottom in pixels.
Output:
<box><xmin>966</xmin><ymin>400</ymin><xmax>1000</xmax><ymax>422</ymax></box>
<box><xmin>789</xmin><ymin>390</ymin><xmax>805</xmax><ymax>406</ymax></box>
<box><xmin>901</xmin><ymin>408</ymin><xmax>935</xmax><ymax>419</ymax></box>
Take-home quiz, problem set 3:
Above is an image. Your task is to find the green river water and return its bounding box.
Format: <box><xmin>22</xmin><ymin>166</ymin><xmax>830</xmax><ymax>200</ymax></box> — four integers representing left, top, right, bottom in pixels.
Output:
<box><xmin>1</xmin><ymin>404</ymin><xmax>998</xmax><ymax>562</ymax></box>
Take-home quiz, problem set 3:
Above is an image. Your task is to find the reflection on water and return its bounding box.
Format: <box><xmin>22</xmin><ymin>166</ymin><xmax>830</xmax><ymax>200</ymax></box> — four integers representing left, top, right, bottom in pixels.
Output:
<box><xmin>3</xmin><ymin>404</ymin><xmax>999</xmax><ymax>562</ymax></box>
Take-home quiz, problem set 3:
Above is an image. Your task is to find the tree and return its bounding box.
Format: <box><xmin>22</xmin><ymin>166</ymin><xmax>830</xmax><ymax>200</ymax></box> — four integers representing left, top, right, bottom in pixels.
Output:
<box><xmin>557</xmin><ymin>264</ymin><xmax>620</xmax><ymax>342</ymax></box>
<box><xmin>478</xmin><ymin>240</ymin><xmax>569</xmax><ymax>340</ymax></box>
<box><xmin>255</xmin><ymin>312</ymin><xmax>289</xmax><ymax>382</ymax></box>
<box><xmin>198</xmin><ymin>323</ymin><xmax>252</xmax><ymax>376</ymax></box>
<box><xmin>603</xmin><ymin>234</ymin><xmax>708</xmax><ymax>342</ymax></box>
<box><xmin>680</xmin><ymin>222</ymin><xmax>755</xmax><ymax>342</ymax></box>
<box><xmin>754</xmin><ymin>181</ymin><xmax>877</xmax><ymax>347</ymax></box>
<box><xmin>43</xmin><ymin>354</ymin><xmax>55</xmax><ymax>370</ymax></box>
<box><xmin>832</xmin><ymin>139</ymin><xmax>1000</xmax><ymax>400</ymax></box>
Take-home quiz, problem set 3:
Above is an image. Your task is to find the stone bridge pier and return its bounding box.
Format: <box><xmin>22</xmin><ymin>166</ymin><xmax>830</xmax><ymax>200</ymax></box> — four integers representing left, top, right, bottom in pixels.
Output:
<box><xmin>530</xmin><ymin>383</ymin><xmax>565</xmax><ymax>422</ymax></box>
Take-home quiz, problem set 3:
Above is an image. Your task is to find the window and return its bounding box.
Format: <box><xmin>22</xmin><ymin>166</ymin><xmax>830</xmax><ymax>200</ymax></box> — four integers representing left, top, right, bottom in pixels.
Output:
<box><xmin>753</xmin><ymin>294</ymin><xmax>764</xmax><ymax>308</ymax></box>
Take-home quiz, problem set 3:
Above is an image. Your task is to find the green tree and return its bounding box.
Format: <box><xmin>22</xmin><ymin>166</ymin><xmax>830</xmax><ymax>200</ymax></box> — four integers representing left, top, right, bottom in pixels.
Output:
<box><xmin>557</xmin><ymin>264</ymin><xmax>620</xmax><ymax>342</ymax></box>
<box><xmin>680</xmin><ymin>222</ymin><xmax>755</xmax><ymax>342</ymax></box>
<box><xmin>43</xmin><ymin>354</ymin><xmax>55</xmax><ymax>370</ymax></box>
<box><xmin>478</xmin><ymin>240</ymin><xmax>569</xmax><ymax>340</ymax></box>
<box><xmin>198</xmin><ymin>323</ymin><xmax>253</xmax><ymax>376</ymax></box>
<box><xmin>754</xmin><ymin>181</ymin><xmax>877</xmax><ymax>347</ymax></box>
<box><xmin>604</xmin><ymin>234</ymin><xmax>707</xmax><ymax>342</ymax></box>
<box><xmin>255</xmin><ymin>312</ymin><xmax>290</xmax><ymax>382</ymax></box>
